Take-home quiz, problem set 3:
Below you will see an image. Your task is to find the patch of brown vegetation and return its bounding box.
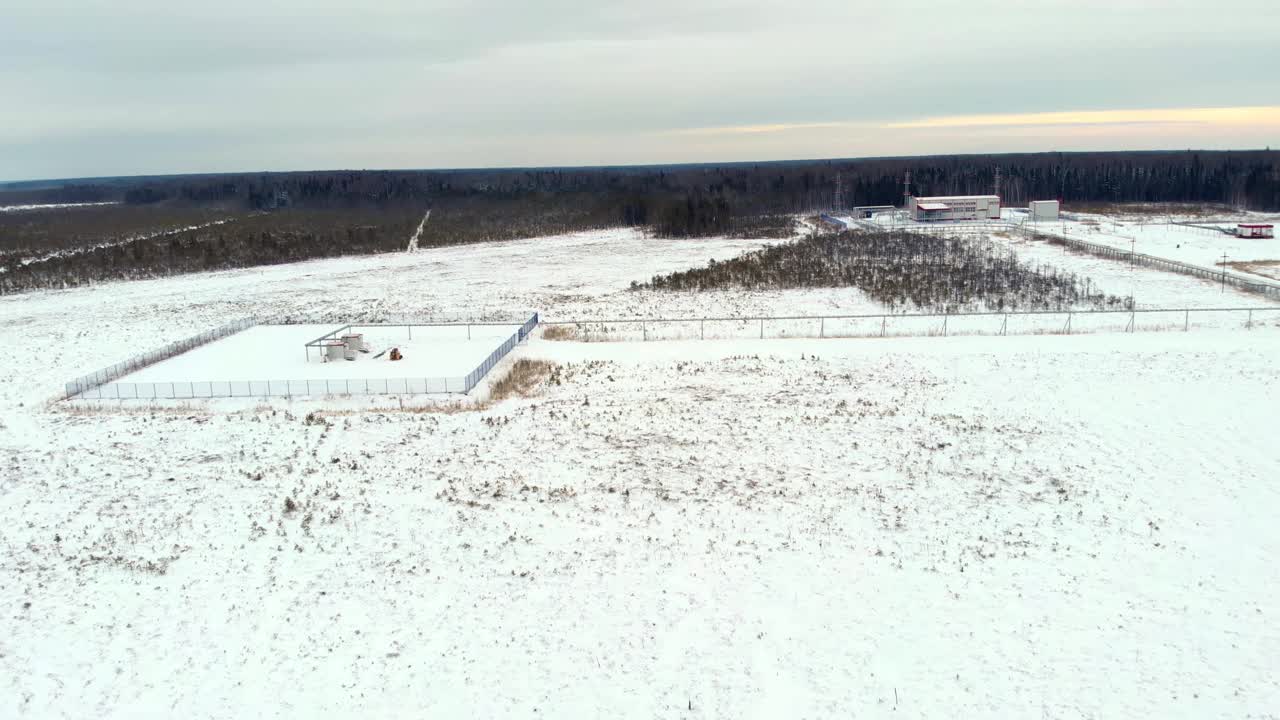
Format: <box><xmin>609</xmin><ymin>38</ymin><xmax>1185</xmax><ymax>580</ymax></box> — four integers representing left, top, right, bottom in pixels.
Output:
<box><xmin>52</xmin><ymin>401</ymin><xmax>209</xmax><ymax>416</ymax></box>
<box><xmin>541</xmin><ymin>325</ymin><xmax>579</xmax><ymax>341</ymax></box>
<box><xmin>1223</xmin><ymin>260</ymin><xmax>1280</xmax><ymax>282</ymax></box>
<box><xmin>489</xmin><ymin>359</ymin><xmax>558</xmax><ymax>402</ymax></box>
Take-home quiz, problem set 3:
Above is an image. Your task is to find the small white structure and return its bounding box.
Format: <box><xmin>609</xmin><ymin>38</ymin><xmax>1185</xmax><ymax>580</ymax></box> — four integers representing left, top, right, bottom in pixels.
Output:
<box><xmin>1236</xmin><ymin>223</ymin><xmax>1274</xmax><ymax>239</ymax></box>
<box><xmin>908</xmin><ymin>195</ymin><xmax>1002</xmax><ymax>222</ymax></box>
<box><xmin>853</xmin><ymin>205</ymin><xmax>896</xmax><ymax>219</ymax></box>
<box><xmin>341</xmin><ymin>333</ymin><xmax>366</xmax><ymax>352</ymax></box>
<box><xmin>1029</xmin><ymin>200</ymin><xmax>1061</xmax><ymax>221</ymax></box>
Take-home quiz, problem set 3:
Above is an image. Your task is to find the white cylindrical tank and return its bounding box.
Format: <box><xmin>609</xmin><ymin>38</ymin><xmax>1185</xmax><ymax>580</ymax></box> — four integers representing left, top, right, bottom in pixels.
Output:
<box><xmin>324</xmin><ymin>342</ymin><xmax>345</xmax><ymax>362</ymax></box>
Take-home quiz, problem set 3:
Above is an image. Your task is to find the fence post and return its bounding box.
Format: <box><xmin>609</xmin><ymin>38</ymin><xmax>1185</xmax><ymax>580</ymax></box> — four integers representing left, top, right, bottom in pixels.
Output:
<box><xmin>1064</xmin><ymin>312</ymin><xmax>1072</xmax><ymax>335</ymax></box>
<box><xmin>1001</xmin><ymin>314</ymin><xmax>1008</xmax><ymax>336</ymax></box>
<box><xmin>881</xmin><ymin>316</ymin><xmax>886</xmax><ymax>337</ymax></box>
<box><xmin>819</xmin><ymin>317</ymin><xmax>825</xmax><ymax>338</ymax></box>
<box><xmin>942</xmin><ymin>315</ymin><xmax>948</xmax><ymax>337</ymax></box>
<box><xmin>643</xmin><ymin>321</ymin><xmax>647</xmax><ymax>342</ymax></box>
<box><xmin>700</xmin><ymin>319</ymin><xmax>705</xmax><ymax>340</ymax></box>
<box><xmin>760</xmin><ymin>318</ymin><xmax>764</xmax><ymax>339</ymax></box>
<box><xmin>1247</xmin><ymin>309</ymin><xmax>1253</xmax><ymax>329</ymax></box>
<box><xmin>1126</xmin><ymin>312</ymin><xmax>1134</xmax><ymax>333</ymax></box>
<box><xmin>1184</xmin><ymin>310</ymin><xmax>1189</xmax><ymax>332</ymax></box>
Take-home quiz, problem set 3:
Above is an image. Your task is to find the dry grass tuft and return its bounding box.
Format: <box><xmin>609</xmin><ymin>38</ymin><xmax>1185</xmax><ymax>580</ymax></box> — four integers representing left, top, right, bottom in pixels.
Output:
<box><xmin>541</xmin><ymin>325</ymin><xmax>579</xmax><ymax>341</ymax></box>
<box><xmin>317</xmin><ymin>401</ymin><xmax>481</xmax><ymax>415</ymax></box>
<box><xmin>490</xmin><ymin>359</ymin><xmax>558</xmax><ymax>401</ymax></box>
<box><xmin>53</xmin><ymin>401</ymin><xmax>209</xmax><ymax>416</ymax></box>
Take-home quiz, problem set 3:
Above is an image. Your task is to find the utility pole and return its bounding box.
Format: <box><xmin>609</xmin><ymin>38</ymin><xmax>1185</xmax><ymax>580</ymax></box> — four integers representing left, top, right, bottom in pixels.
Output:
<box><xmin>1221</xmin><ymin>253</ymin><xmax>1229</xmax><ymax>293</ymax></box>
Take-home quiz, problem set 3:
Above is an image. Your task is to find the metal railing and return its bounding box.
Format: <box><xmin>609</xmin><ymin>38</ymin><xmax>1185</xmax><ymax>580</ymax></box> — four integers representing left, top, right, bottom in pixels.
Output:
<box><xmin>541</xmin><ymin>306</ymin><xmax>1280</xmax><ymax>343</ymax></box>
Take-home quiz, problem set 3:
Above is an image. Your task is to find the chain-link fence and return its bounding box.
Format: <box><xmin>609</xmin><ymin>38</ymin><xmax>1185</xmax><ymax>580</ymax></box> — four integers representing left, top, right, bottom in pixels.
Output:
<box><xmin>462</xmin><ymin>312</ymin><xmax>540</xmax><ymax>392</ymax></box>
<box><xmin>64</xmin><ymin>317</ymin><xmax>260</xmax><ymax>399</ymax></box>
<box><xmin>540</xmin><ymin>306</ymin><xmax>1280</xmax><ymax>343</ymax></box>
<box><xmin>73</xmin><ymin>376</ymin><xmax>470</xmax><ymax>399</ymax></box>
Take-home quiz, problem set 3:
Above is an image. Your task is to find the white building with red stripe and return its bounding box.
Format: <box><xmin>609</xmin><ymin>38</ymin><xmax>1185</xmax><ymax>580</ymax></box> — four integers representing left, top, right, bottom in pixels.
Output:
<box><xmin>908</xmin><ymin>195</ymin><xmax>1002</xmax><ymax>222</ymax></box>
<box><xmin>1236</xmin><ymin>223</ymin><xmax>1274</xmax><ymax>239</ymax></box>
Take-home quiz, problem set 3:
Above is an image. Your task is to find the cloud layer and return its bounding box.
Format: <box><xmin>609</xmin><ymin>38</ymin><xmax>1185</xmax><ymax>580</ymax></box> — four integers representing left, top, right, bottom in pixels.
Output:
<box><xmin>2</xmin><ymin>0</ymin><xmax>1277</xmax><ymax>179</ymax></box>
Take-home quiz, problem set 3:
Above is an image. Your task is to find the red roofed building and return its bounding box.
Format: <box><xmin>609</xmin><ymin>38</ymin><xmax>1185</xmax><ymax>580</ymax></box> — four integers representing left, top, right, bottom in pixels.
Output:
<box><xmin>1236</xmin><ymin>224</ymin><xmax>1274</xmax><ymax>239</ymax></box>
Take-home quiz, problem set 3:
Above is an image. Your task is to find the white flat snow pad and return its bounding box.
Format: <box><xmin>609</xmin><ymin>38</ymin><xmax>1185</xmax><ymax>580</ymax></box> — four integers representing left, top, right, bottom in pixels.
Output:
<box><xmin>120</xmin><ymin>323</ymin><xmax>521</xmax><ymax>384</ymax></box>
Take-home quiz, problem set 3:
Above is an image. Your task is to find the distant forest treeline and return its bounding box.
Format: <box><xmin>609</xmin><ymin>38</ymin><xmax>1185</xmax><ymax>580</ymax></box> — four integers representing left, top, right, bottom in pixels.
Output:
<box><xmin>6</xmin><ymin>150</ymin><xmax>1279</xmax><ymax>222</ymax></box>
<box><xmin>1</xmin><ymin>150</ymin><xmax>1277</xmax><ymax>294</ymax></box>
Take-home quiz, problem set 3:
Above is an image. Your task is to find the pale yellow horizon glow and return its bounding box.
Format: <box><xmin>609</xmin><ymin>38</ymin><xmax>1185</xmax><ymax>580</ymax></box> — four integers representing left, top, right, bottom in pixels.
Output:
<box><xmin>671</xmin><ymin>121</ymin><xmax>856</xmax><ymax>136</ymax></box>
<box><xmin>671</xmin><ymin>106</ymin><xmax>1280</xmax><ymax>139</ymax></box>
<box><xmin>887</xmin><ymin>106</ymin><xmax>1280</xmax><ymax>130</ymax></box>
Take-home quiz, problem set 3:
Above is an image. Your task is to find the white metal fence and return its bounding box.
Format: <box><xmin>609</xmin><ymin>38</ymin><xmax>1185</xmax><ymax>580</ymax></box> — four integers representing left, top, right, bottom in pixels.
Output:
<box><xmin>64</xmin><ymin>317</ymin><xmax>260</xmax><ymax>399</ymax></box>
<box><xmin>66</xmin><ymin>312</ymin><xmax>540</xmax><ymax>400</ymax></box>
<box><xmin>541</xmin><ymin>306</ymin><xmax>1280</xmax><ymax>343</ymax></box>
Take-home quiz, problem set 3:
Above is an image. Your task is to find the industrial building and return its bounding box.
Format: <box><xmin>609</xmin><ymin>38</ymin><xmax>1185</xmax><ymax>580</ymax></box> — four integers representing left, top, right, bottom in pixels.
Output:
<box><xmin>908</xmin><ymin>195</ymin><xmax>1002</xmax><ymax>222</ymax></box>
<box><xmin>1236</xmin><ymin>223</ymin><xmax>1274</xmax><ymax>239</ymax></box>
<box><xmin>1029</xmin><ymin>200</ymin><xmax>1061</xmax><ymax>221</ymax></box>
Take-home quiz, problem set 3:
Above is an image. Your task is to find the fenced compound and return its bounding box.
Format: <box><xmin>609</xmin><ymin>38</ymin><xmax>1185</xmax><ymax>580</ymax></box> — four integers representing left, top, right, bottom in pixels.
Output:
<box><xmin>66</xmin><ymin>312</ymin><xmax>539</xmax><ymax>400</ymax></box>
<box><xmin>541</xmin><ymin>306</ymin><xmax>1280</xmax><ymax>343</ymax></box>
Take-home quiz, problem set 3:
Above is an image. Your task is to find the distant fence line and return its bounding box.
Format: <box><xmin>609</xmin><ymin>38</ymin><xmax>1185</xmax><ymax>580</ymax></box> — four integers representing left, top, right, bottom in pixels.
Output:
<box><xmin>867</xmin><ymin>218</ymin><xmax>1280</xmax><ymax>301</ymax></box>
<box><xmin>540</xmin><ymin>306</ymin><xmax>1280</xmax><ymax>342</ymax></box>
<box><xmin>66</xmin><ymin>312</ymin><xmax>539</xmax><ymax>401</ymax></box>
<box><xmin>1027</xmin><ymin>231</ymin><xmax>1280</xmax><ymax>301</ymax></box>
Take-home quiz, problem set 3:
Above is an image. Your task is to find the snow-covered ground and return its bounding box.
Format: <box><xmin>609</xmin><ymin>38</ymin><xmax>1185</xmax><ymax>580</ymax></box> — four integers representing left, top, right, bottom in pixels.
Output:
<box><xmin>1027</xmin><ymin>212</ymin><xmax>1280</xmax><ymax>280</ymax></box>
<box><xmin>8</xmin><ymin>218</ymin><xmax>236</xmax><ymax>270</ymax></box>
<box><xmin>986</xmin><ymin>231</ymin><xmax>1280</xmax><ymax>309</ymax></box>
<box><xmin>0</xmin><ymin>201</ymin><xmax>120</xmax><ymax>213</ymax></box>
<box><xmin>3</xmin><ymin>222</ymin><xmax>1280</xmax><ymax>718</ymax></box>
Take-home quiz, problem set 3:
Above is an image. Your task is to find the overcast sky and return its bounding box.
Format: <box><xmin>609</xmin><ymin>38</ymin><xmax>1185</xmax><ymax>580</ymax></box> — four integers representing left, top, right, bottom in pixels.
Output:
<box><xmin>2</xmin><ymin>0</ymin><xmax>1278</xmax><ymax>181</ymax></box>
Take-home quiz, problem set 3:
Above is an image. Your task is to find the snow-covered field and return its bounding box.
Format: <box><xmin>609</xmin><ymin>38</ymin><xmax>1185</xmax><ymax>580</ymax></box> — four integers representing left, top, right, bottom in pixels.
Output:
<box><xmin>3</xmin><ymin>222</ymin><xmax>1280</xmax><ymax>718</ymax></box>
<box><xmin>1029</xmin><ymin>211</ymin><xmax>1280</xmax><ymax>281</ymax></box>
<box><xmin>986</xmin><ymin>231</ymin><xmax>1280</xmax><ymax>309</ymax></box>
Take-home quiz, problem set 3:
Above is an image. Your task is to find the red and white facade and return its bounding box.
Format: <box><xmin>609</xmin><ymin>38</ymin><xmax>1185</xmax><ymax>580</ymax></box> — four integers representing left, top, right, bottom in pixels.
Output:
<box><xmin>1236</xmin><ymin>224</ymin><xmax>1274</xmax><ymax>239</ymax></box>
